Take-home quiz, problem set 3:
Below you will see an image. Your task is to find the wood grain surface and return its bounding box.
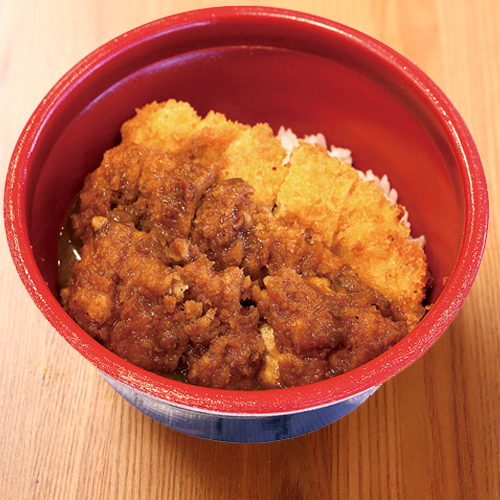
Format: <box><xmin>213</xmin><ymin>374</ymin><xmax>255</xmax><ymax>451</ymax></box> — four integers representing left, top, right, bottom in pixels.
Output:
<box><xmin>1</xmin><ymin>0</ymin><xmax>499</xmax><ymax>499</ymax></box>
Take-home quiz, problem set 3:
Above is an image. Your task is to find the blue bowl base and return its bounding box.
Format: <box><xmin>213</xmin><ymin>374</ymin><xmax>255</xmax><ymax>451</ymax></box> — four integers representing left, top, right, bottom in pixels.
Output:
<box><xmin>101</xmin><ymin>373</ymin><xmax>379</xmax><ymax>443</ymax></box>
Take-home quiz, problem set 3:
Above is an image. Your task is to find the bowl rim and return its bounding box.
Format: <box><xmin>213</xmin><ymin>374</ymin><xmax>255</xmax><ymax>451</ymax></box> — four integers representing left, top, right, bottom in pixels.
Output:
<box><xmin>4</xmin><ymin>5</ymin><xmax>489</xmax><ymax>415</ymax></box>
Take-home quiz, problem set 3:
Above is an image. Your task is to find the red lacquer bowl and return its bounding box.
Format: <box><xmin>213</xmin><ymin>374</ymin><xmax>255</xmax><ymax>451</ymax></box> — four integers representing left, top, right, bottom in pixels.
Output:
<box><xmin>4</xmin><ymin>6</ymin><xmax>488</xmax><ymax>442</ymax></box>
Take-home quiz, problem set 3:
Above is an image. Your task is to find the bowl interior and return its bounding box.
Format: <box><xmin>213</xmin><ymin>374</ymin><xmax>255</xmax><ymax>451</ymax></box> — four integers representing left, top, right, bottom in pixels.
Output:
<box><xmin>7</xmin><ymin>8</ymin><xmax>487</xmax><ymax>412</ymax></box>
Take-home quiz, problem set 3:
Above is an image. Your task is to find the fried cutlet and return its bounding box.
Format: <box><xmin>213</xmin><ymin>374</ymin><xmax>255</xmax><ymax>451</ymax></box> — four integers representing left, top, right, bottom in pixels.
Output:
<box><xmin>62</xmin><ymin>99</ymin><xmax>433</xmax><ymax>389</ymax></box>
<box><xmin>121</xmin><ymin>99</ymin><xmax>429</xmax><ymax>328</ymax></box>
<box><xmin>274</xmin><ymin>142</ymin><xmax>429</xmax><ymax>328</ymax></box>
<box><xmin>332</xmin><ymin>178</ymin><xmax>429</xmax><ymax>328</ymax></box>
<box><xmin>223</xmin><ymin>123</ymin><xmax>288</xmax><ymax>209</ymax></box>
<box><xmin>121</xmin><ymin>99</ymin><xmax>287</xmax><ymax>208</ymax></box>
<box><xmin>120</xmin><ymin>99</ymin><xmax>202</xmax><ymax>152</ymax></box>
<box><xmin>274</xmin><ymin>142</ymin><xmax>359</xmax><ymax>244</ymax></box>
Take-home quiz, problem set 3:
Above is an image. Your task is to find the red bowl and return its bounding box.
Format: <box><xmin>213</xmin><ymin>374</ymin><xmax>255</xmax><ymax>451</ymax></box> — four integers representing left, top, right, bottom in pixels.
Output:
<box><xmin>4</xmin><ymin>6</ymin><xmax>488</xmax><ymax>442</ymax></box>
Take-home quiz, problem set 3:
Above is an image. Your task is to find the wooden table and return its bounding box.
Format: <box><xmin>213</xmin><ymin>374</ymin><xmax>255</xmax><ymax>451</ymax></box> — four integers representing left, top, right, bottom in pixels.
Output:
<box><xmin>1</xmin><ymin>1</ymin><xmax>498</xmax><ymax>498</ymax></box>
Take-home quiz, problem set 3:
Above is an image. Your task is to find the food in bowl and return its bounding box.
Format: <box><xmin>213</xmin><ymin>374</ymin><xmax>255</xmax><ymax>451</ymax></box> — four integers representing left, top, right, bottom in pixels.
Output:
<box><xmin>58</xmin><ymin>99</ymin><xmax>431</xmax><ymax>390</ymax></box>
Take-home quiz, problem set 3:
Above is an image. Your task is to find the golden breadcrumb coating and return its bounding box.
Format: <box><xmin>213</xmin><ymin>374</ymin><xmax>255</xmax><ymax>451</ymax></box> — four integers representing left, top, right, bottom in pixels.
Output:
<box><xmin>332</xmin><ymin>179</ymin><xmax>429</xmax><ymax>328</ymax></box>
<box><xmin>120</xmin><ymin>100</ymin><xmax>202</xmax><ymax>152</ymax></box>
<box><xmin>121</xmin><ymin>99</ymin><xmax>288</xmax><ymax>208</ymax></box>
<box><xmin>121</xmin><ymin>99</ymin><xmax>245</xmax><ymax>167</ymax></box>
<box><xmin>274</xmin><ymin>142</ymin><xmax>359</xmax><ymax>244</ymax></box>
<box><xmin>223</xmin><ymin>123</ymin><xmax>288</xmax><ymax>209</ymax></box>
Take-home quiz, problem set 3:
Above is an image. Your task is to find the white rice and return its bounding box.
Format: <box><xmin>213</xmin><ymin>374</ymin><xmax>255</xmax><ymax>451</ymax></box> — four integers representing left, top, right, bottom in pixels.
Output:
<box><xmin>276</xmin><ymin>127</ymin><xmax>425</xmax><ymax>247</ymax></box>
<box><xmin>278</xmin><ymin>126</ymin><xmax>353</xmax><ymax>165</ymax></box>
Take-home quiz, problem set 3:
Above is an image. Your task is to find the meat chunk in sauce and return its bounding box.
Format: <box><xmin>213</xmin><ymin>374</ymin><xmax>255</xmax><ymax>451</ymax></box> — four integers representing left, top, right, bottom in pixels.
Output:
<box><xmin>73</xmin><ymin>143</ymin><xmax>216</xmax><ymax>243</ymax></box>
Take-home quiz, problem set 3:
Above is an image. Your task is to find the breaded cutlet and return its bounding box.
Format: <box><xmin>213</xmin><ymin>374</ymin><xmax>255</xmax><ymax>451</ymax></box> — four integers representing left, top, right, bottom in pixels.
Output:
<box><xmin>274</xmin><ymin>142</ymin><xmax>429</xmax><ymax>328</ymax></box>
<box><xmin>332</xmin><ymin>178</ymin><xmax>429</xmax><ymax>328</ymax></box>
<box><xmin>274</xmin><ymin>142</ymin><xmax>359</xmax><ymax>245</ymax></box>
<box><xmin>223</xmin><ymin>123</ymin><xmax>288</xmax><ymax>209</ymax></box>
<box><xmin>121</xmin><ymin>99</ymin><xmax>429</xmax><ymax>328</ymax></box>
<box><xmin>120</xmin><ymin>99</ymin><xmax>287</xmax><ymax>208</ymax></box>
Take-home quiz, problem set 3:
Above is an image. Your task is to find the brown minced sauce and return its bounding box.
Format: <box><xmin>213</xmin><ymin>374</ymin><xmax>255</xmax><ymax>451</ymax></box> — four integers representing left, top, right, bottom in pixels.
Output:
<box><xmin>58</xmin><ymin>140</ymin><xmax>419</xmax><ymax>390</ymax></box>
